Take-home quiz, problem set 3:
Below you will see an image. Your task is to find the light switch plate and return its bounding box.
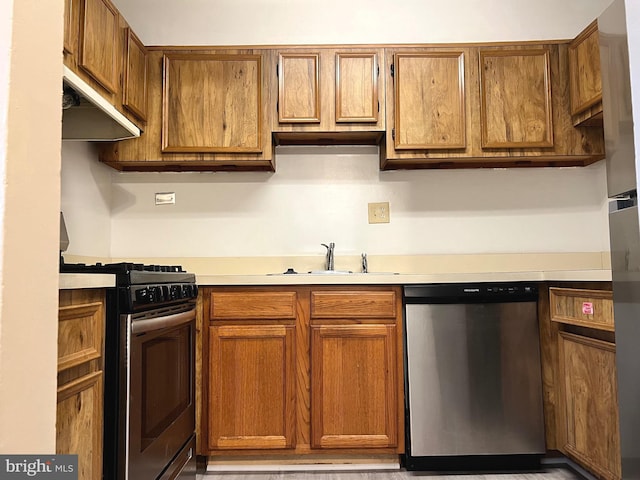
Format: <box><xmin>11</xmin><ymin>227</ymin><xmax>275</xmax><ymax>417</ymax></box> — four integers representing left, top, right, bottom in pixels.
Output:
<box><xmin>155</xmin><ymin>192</ymin><xmax>176</xmax><ymax>205</ymax></box>
<box><xmin>368</xmin><ymin>202</ymin><xmax>390</xmax><ymax>224</ymax></box>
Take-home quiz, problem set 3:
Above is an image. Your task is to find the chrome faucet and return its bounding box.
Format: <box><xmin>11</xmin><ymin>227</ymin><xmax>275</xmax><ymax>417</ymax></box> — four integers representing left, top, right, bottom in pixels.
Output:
<box><xmin>321</xmin><ymin>243</ymin><xmax>335</xmax><ymax>271</ymax></box>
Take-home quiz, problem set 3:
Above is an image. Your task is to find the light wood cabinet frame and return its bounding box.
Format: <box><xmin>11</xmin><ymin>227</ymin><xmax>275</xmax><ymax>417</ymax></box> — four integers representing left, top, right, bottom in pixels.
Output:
<box><xmin>57</xmin><ymin>301</ymin><xmax>103</xmax><ymax>372</ymax></box>
<box><xmin>310</xmin><ymin>324</ymin><xmax>398</xmax><ymax>449</ymax></box>
<box><xmin>57</xmin><ymin>370</ymin><xmax>103</xmax><ymax>480</ymax></box>
<box><xmin>335</xmin><ymin>52</ymin><xmax>379</xmax><ymax>123</ymax></box>
<box><xmin>569</xmin><ymin>21</ymin><xmax>602</xmax><ymax>116</ymax></box>
<box><xmin>78</xmin><ymin>0</ymin><xmax>119</xmax><ymax>94</ymax></box>
<box><xmin>278</xmin><ymin>53</ymin><xmax>321</xmax><ymax>123</ymax></box>
<box><xmin>208</xmin><ymin>324</ymin><xmax>296</xmax><ymax>450</ymax></box>
<box><xmin>479</xmin><ymin>48</ymin><xmax>553</xmax><ymax>148</ymax></box>
<box><xmin>393</xmin><ymin>51</ymin><xmax>466</xmax><ymax>150</ymax></box>
<box><xmin>557</xmin><ymin>332</ymin><xmax>621</xmax><ymax>480</ymax></box>
<box><xmin>162</xmin><ymin>53</ymin><xmax>263</xmax><ymax>153</ymax></box>
<box><xmin>122</xmin><ymin>27</ymin><xmax>148</xmax><ymax>121</ymax></box>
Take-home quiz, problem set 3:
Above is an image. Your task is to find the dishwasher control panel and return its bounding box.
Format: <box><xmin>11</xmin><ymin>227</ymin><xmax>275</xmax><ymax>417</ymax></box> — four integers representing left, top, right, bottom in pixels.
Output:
<box><xmin>404</xmin><ymin>283</ymin><xmax>538</xmax><ymax>303</ymax></box>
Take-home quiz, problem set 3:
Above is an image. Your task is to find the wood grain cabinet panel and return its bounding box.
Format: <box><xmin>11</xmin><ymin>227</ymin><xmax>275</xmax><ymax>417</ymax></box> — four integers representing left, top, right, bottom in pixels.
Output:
<box><xmin>56</xmin><ymin>371</ymin><xmax>103</xmax><ymax>480</ymax></box>
<box><xmin>210</xmin><ymin>291</ymin><xmax>297</xmax><ymax>320</ymax></box>
<box><xmin>335</xmin><ymin>52</ymin><xmax>379</xmax><ymax>123</ymax></box>
<box><xmin>63</xmin><ymin>0</ymin><xmax>78</xmax><ymax>55</ymax></box>
<box><xmin>122</xmin><ymin>27</ymin><xmax>148</xmax><ymax>121</ymax></box>
<box><xmin>57</xmin><ymin>301</ymin><xmax>103</xmax><ymax>371</ymax></box>
<box><xmin>479</xmin><ymin>48</ymin><xmax>553</xmax><ymax>148</ymax></box>
<box><xmin>569</xmin><ymin>21</ymin><xmax>602</xmax><ymax>119</ymax></box>
<box><xmin>202</xmin><ymin>286</ymin><xmax>404</xmax><ymax>456</ymax></box>
<box><xmin>162</xmin><ymin>53</ymin><xmax>263</xmax><ymax>153</ymax></box>
<box><xmin>393</xmin><ymin>52</ymin><xmax>466</xmax><ymax>149</ymax></box>
<box><xmin>311</xmin><ymin>324</ymin><xmax>398</xmax><ymax>448</ymax></box>
<box><xmin>550</xmin><ymin>287</ymin><xmax>614</xmax><ymax>331</ymax></box>
<box><xmin>57</xmin><ymin>289</ymin><xmax>105</xmax><ymax>480</ymax></box>
<box><xmin>310</xmin><ymin>291</ymin><xmax>397</xmax><ymax>319</ymax></box>
<box><xmin>274</xmin><ymin>48</ymin><xmax>384</xmax><ymax>137</ymax></box>
<box><xmin>208</xmin><ymin>325</ymin><xmax>296</xmax><ymax>450</ymax></box>
<box><xmin>79</xmin><ymin>0</ymin><xmax>119</xmax><ymax>94</ymax></box>
<box><xmin>278</xmin><ymin>53</ymin><xmax>321</xmax><ymax>123</ymax></box>
<box><xmin>558</xmin><ymin>332</ymin><xmax>621</xmax><ymax>480</ymax></box>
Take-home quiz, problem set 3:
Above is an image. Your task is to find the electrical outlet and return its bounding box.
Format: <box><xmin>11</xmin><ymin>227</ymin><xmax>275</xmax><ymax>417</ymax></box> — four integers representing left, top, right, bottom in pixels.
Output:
<box><xmin>368</xmin><ymin>202</ymin><xmax>390</xmax><ymax>224</ymax></box>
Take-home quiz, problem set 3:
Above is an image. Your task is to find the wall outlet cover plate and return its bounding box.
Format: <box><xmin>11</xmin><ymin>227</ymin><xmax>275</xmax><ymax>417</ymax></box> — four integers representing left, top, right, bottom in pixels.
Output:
<box><xmin>368</xmin><ymin>202</ymin><xmax>390</xmax><ymax>224</ymax></box>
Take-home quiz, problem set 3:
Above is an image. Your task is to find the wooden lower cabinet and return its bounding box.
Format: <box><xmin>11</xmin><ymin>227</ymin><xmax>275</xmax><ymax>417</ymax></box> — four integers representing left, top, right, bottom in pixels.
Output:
<box><xmin>558</xmin><ymin>332</ymin><xmax>621</xmax><ymax>480</ymax></box>
<box><xmin>202</xmin><ymin>286</ymin><xmax>404</xmax><ymax>457</ymax></box>
<box><xmin>311</xmin><ymin>324</ymin><xmax>398</xmax><ymax>449</ymax></box>
<box><xmin>57</xmin><ymin>289</ymin><xmax>105</xmax><ymax>480</ymax></box>
<box><xmin>208</xmin><ymin>324</ymin><xmax>296</xmax><ymax>450</ymax></box>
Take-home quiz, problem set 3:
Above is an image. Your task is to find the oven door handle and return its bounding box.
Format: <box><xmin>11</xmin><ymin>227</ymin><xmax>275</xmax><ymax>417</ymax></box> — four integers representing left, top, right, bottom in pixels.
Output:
<box><xmin>131</xmin><ymin>308</ymin><xmax>196</xmax><ymax>335</ymax></box>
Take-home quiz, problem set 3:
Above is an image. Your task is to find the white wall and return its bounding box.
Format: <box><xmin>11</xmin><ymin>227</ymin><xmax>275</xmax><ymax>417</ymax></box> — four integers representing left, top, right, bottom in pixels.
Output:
<box><xmin>626</xmin><ymin>0</ymin><xmax>640</xmax><ymax>180</ymax></box>
<box><xmin>61</xmin><ymin>142</ymin><xmax>113</xmax><ymax>258</ymax></box>
<box><xmin>110</xmin><ymin>147</ymin><xmax>610</xmax><ymax>258</ymax></box>
<box><xmin>112</xmin><ymin>0</ymin><xmax>612</xmax><ymax>45</ymax></box>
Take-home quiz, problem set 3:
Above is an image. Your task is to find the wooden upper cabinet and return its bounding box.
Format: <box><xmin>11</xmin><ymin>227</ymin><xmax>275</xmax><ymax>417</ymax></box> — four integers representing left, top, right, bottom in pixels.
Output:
<box><xmin>208</xmin><ymin>324</ymin><xmax>296</xmax><ymax>450</ymax></box>
<box><xmin>569</xmin><ymin>21</ymin><xmax>603</xmax><ymax>125</ymax></box>
<box><xmin>393</xmin><ymin>52</ymin><xmax>466</xmax><ymax>149</ymax></box>
<box><xmin>311</xmin><ymin>324</ymin><xmax>398</xmax><ymax>449</ymax></box>
<box><xmin>79</xmin><ymin>0</ymin><xmax>120</xmax><ymax>94</ymax></box>
<box><xmin>335</xmin><ymin>52</ymin><xmax>379</xmax><ymax>123</ymax></box>
<box><xmin>278</xmin><ymin>53</ymin><xmax>321</xmax><ymax>123</ymax></box>
<box><xmin>122</xmin><ymin>28</ymin><xmax>148</xmax><ymax>122</ymax></box>
<box><xmin>479</xmin><ymin>48</ymin><xmax>553</xmax><ymax>148</ymax></box>
<box><xmin>274</xmin><ymin>48</ymin><xmax>384</xmax><ymax>134</ymax></box>
<box><xmin>162</xmin><ymin>53</ymin><xmax>263</xmax><ymax>153</ymax></box>
<box><xmin>63</xmin><ymin>0</ymin><xmax>78</xmax><ymax>55</ymax></box>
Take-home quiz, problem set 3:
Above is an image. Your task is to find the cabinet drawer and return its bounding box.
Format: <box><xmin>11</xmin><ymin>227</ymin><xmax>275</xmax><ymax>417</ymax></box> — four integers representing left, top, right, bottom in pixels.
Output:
<box><xmin>57</xmin><ymin>301</ymin><xmax>103</xmax><ymax>371</ymax></box>
<box><xmin>210</xmin><ymin>292</ymin><xmax>297</xmax><ymax>320</ymax></box>
<box><xmin>550</xmin><ymin>288</ymin><xmax>614</xmax><ymax>331</ymax></box>
<box><xmin>311</xmin><ymin>291</ymin><xmax>397</xmax><ymax>319</ymax></box>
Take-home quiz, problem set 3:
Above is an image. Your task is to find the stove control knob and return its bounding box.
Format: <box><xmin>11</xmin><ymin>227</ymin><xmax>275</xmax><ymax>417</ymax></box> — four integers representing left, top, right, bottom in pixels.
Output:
<box><xmin>135</xmin><ymin>288</ymin><xmax>151</xmax><ymax>304</ymax></box>
<box><xmin>150</xmin><ymin>286</ymin><xmax>162</xmax><ymax>302</ymax></box>
<box><xmin>170</xmin><ymin>284</ymin><xmax>182</xmax><ymax>300</ymax></box>
<box><xmin>182</xmin><ymin>285</ymin><xmax>191</xmax><ymax>298</ymax></box>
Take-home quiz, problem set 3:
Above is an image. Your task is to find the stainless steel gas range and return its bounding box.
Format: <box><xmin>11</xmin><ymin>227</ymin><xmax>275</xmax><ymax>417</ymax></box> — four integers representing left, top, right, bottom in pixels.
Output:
<box><xmin>60</xmin><ymin>261</ymin><xmax>198</xmax><ymax>480</ymax></box>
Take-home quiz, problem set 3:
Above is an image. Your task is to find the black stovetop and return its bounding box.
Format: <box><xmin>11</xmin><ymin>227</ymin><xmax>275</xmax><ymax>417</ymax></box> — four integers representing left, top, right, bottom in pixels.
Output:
<box><xmin>60</xmin><ymin>258</ymin><xmax>196</xmax><ymax>286</ymax></box>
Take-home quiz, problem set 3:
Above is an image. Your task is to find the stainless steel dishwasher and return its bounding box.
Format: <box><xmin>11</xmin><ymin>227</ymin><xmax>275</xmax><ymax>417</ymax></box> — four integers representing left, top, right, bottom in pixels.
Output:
<box><xmin>403</xmin><ymin>283</ymin><xmax>545</xmax><ymax>471</ymax></box>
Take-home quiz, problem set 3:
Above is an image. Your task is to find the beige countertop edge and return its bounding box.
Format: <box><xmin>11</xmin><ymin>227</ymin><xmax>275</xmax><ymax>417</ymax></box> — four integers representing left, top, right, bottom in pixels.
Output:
<box><xmin>59</xmin><ymin>273</ymin><xmax>116</xmax><ymax>290</ymax></box>
<box><xmin>196</xmin><ymin>269</ymin><xmax>612</xmax><ymax>286</ymax></box>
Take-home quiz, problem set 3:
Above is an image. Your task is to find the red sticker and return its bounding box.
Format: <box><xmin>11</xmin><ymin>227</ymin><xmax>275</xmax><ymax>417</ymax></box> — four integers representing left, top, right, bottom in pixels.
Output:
<box><xmin>582</xmin><ymin>302</ymin><xmax>594</xmax><ymax>315</ymax></box>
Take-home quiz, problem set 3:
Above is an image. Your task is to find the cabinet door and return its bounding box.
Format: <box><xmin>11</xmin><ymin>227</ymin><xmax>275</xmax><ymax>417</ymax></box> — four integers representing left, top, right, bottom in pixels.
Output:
<box><xmin>57</xmin><ymin>371</ymin><xmax>103</xmax><ymax>480</ymax></box>
<box><xmin>311</xmin><ymin>324</ymin><xmax>398</xmax><ymax>449</ymax></box>
<box><xmin>163</xmin><ymin>54</ymin><xmax>263</xmax><ymax>153</ymax></box>
<box><xmin>63</xmin><ymin>0</ymin><xmax>78</xmax><ymax>55</ymax></box>
<box><xmin>480</xmin><ymin>49</ymin><xmax>553</xmax><ymax>148</ymax></box>
<box><xmin>122</xmin><ymin>27</ymin><xmax>148</xmax><ymax>121</ymax></box>
<box><xmin>278</xmin><ymin>53</ymin><xmax>321</xmax><ymax>123</ymax></box>
<box><xmin>569</xmin><ymin>21</ymin><xmax>602</xmax><ymax>116</ymax></box>
<box><xmin>393</xmin><ymin>52</ymin><xmax>466</xmax><ymax>149</ymax></box>
<box><xmin>208</xmin><ymin>324</ymin><xmax>296</xmax><ymax>450</ymax></box>
<box><xmin>79</xmin><ymin>0</ymin><xmax>119</xmax><ymax>94</ymax></box>
<box><xmin>335</xmin><ymin>52</ymin><xmax>379</xmax><ymax>123</ymax></box>
<box><xmin>558</xmin><ymin>332</ymin><xmax>621</xmax><ymax>480</ymax></box>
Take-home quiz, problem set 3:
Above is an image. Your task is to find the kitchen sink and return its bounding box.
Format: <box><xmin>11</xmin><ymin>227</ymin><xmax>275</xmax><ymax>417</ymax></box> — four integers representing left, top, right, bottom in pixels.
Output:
<box><xmin>267</xmin><ymin>269</ymin><xmax>399</xmax><ymax>276</ymax></box>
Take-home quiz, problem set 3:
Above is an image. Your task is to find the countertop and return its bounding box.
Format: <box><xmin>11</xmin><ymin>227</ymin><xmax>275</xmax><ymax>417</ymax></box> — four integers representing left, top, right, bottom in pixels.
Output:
<box><xmin>59</xmin><ymin>273</ymin><xmax>115</xmax><ymax>289</ymax></box>
<box><xmin>196</xmin><ymin>269</ymin><xmax>611</xmax><ymax>286</ymax></box>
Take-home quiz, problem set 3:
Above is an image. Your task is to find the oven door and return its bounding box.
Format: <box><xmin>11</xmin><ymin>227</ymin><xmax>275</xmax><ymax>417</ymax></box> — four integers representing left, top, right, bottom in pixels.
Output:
<box><xmin>124</xmin><ymin>304</ymin><xmax>196</xmax><ymax>480</ymax></box>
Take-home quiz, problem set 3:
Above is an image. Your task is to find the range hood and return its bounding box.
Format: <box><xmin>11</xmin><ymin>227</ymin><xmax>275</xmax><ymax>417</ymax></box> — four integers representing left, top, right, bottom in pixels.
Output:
<box><xmin>62</xmin><ymin>65</ymin><xmax>141</xmax><ymax>141</ymax></box>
